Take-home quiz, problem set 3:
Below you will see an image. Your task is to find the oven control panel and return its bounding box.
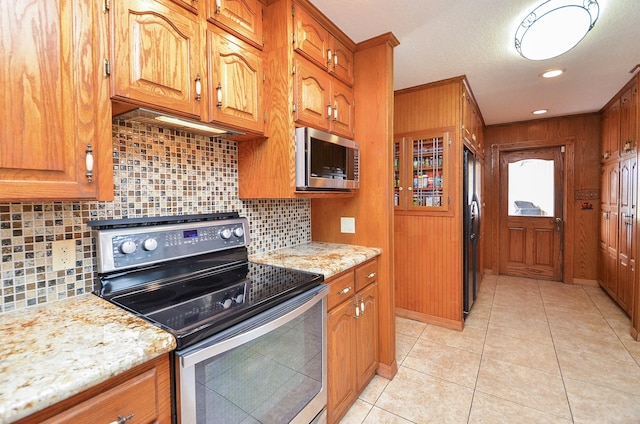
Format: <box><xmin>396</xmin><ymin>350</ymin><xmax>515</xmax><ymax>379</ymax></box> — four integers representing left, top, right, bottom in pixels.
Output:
<box><xmin>95</xmin><ymin>217</ymin><xmax>249</xmax><ymax>273</ymax></box>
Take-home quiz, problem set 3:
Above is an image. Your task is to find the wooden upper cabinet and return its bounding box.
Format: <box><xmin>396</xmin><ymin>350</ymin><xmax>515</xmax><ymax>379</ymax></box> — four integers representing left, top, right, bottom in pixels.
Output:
<box><xmin>0</xmin><ymin>0</ymin><xmax>112</xmax><ymax>201</ymax></box>
<box><xmin>620</xmin><ymin>81</ymin><xmax>638</xmax><ymax>156</ymax></box>
<box><xmin>331</xmin><ymin>77</ymin><xmax>355</xmax><ymax>138</ymax></box>
<box><xmin>207</xmin><ymin>26</ymin><xmax>264</xmax><ymax>133</ymax></box>
<box><xmin>110</xmin><ymin>0</ymin><xmax>203</xmax><ymax>118</ymax></box>
<box><xmin>328</xmin><ymin>36</ymin><xmax>354</xmax><ymax>86</ymax></box>
<box><xmin>293</xmin><ymin>3</ymin><xmax>329</xmax><ymax>69</ymax></box>
<box><xmin>293</xmin><ymin>55</ymin><xmax>354</xmax><ymax>137</ymax></box>
<box><xmin>206</xmin><ymin>0</ymin><xmax>264</xmax><ymax>49</ymax></box>
<box><xmin>461</xmin><ymin>84</ymin><xmax>482</xmax><ymax>155</ymax></box>
<box><xmin>601</xmin><ymin>98</ymin><xmax>621</xmax><ymax>161</ymax></box>
<box><xmin>294</xmin><ymin>55</ymin><xmax>332</xmax><ymax>131</ymax></box>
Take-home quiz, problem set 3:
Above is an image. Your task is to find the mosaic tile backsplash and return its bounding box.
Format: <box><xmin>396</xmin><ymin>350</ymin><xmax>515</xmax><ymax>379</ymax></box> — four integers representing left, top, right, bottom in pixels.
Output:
<box><xmin>0</xmin><ymin>120</ymin><xmax>311</xmax><ymax>313</ymax></box>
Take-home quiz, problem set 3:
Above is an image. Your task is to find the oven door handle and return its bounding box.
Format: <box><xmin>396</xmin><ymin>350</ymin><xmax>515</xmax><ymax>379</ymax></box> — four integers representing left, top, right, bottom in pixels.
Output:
<box><xmin>177</xmin><ymin>284</ymin><xmax>329</xmax><ymax>368</ymax></box>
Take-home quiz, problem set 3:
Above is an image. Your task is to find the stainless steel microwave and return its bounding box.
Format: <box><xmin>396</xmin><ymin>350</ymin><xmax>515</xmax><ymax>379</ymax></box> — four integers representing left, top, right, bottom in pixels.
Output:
<box><xmin>295</xmin><ymin>127</ymin><xmax>360</xmax><ymax>191</ymax></box>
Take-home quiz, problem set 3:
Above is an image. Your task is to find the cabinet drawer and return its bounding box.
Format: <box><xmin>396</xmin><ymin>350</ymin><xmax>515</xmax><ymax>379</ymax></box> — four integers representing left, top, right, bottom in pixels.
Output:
<box><xmin>355</xmin><ymin>259</ymin><xmax>378</xmax><ymax>292</ymax></box>
<box><xmin>327</xmin><ymin>271</ymin><xmax>355</xmax><ymax>311</ymax></box>
<box><xmin>41</xmin><ymin>368</ymin><xmax>159</xmax><ymax>424</ymax></box>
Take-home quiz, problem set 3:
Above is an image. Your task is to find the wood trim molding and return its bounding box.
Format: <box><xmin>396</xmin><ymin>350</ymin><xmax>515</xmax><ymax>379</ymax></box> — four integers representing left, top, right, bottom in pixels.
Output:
<box><xmin>490</xmin><ymin>138</ymin><xmax>576</xmax><ymax>283</ymax></box>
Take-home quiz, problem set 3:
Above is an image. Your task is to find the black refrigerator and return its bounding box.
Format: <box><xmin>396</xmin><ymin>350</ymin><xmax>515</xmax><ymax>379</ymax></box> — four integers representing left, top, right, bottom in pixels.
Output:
<box><xmin>463</xmin><ymin>147</ymin><xmax>481</xmax><ymax>317</ymax></box>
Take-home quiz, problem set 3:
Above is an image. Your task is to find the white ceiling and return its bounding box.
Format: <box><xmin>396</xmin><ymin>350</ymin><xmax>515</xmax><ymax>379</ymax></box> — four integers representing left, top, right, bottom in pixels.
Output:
<box><xmin>310</xmin><ymin>0</ymin><xmax>640</xmax><ymax>125</ymax></box>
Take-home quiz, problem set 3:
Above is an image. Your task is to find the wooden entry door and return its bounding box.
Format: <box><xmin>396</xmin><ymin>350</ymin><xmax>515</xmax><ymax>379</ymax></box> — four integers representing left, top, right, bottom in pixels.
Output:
<box><xmin>499</xmin><ymin>147</ymin><xmax>564</xmax><ymax>280</ymax></box>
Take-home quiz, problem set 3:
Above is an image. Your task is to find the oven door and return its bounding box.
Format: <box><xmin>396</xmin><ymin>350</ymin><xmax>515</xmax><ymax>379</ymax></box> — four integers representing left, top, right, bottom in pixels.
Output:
<box><xmin>176</xmin><ymin>284</ymin><xmax>329</xmax><ymax>424</ymax></box>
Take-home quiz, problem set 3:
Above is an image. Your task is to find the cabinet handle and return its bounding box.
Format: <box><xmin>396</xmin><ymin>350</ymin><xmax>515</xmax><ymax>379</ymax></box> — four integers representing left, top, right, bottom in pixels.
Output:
<box><xmin>326</xmin><ymin>103</ymin><xmax>332</xmax><ymax>120</ymax></box>
<box><xmin>85</xmin><ymin>144</ymin><xmax>94</xmax><ymax>183</ymax></box>
<box><xmin>327</xmin><ymin>49</ymin><xmax>332</xmax><ymax>66</ymax></box>
<box><xmin>354</xmin><ymin>304</ymin><xmax>360</xmax><ymax>319</ymax></box>
<box><xmin>195</xmin><ymin>74</ymin><xmax>202</xmax><ymax>102</ymax></box>
<box><xmin>360</xmin><ymin>299</ymin><xmax>365</xmax><ymax>314</ymax></box>
<box><xmin>216</xmin><ymin>83</ymin><xmax>223</xmax><ymax>108</ymax></box>
<box><xmin>215</xmin><ymin>0</ymin><xmax>221</xmax><ymax>14</ymax></box>
<box><xmin>109</xmin><ymin>414</ymin><xmax>134</xmax><ymax>424</ymax></box>
<box><xmin>603</xmin><ymin>151</ymin><xmax>610</xmax><ymax>159</ymax></box>
<box><xmin>339</xmin><ymin>286</ymin><xmax>352</xmax><ymax>295</ymax></box>
<box><xmin>333</xmin><ymin>53</ymin><xmax>338</xmax><ymax>69</ymax></box>
<box><xmin>367</xmin><ymin>272</ymin><xmax>376</xmax><ymax>279</ymax></box>
<box><xmin>333</xmin><ymin>102</ymin><xmax>338</xmax><ymax>122</ymax></box>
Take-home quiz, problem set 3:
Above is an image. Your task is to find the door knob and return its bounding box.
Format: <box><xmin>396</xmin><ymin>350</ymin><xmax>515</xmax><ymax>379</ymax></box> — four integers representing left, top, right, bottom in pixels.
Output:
<box><xmin>553</xmin><ymin>217</ymin><xmax>562</xmax><ymax>231</ymax></box>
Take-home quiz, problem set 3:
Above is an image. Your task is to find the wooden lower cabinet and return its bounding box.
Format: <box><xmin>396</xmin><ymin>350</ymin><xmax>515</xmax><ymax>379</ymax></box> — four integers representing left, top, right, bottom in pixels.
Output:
<box><xmin>17</xmin><ymin>354</ymin><xmax>171</xmax><ymax>424</ymax></box>
<box><xmin>327</xmin><ymin>258</ymin><xmax>379</xmax><ymax>424</ymax></box>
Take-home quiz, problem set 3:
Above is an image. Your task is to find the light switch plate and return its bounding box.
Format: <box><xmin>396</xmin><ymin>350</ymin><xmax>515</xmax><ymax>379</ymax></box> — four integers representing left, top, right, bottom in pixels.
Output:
<box><xmin>52</xmin><ymin>239</ymin><xmax>76</xmax><ymax>271</ymax></box>
<box><xmin>340</xmin><ymin>217</ymin><xmax>355</xmax><ymax>234</ymax></box>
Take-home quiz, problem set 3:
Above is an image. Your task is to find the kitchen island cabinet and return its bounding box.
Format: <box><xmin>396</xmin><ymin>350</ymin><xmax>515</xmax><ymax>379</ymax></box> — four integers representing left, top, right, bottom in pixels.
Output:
<box><xmin>0</xmin><ymin>0</ymin><xmax>112</xmax><ymax>201</ymax></box>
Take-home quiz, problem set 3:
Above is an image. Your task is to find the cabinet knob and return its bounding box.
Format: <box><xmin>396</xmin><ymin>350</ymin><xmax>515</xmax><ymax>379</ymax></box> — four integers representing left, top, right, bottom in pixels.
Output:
<box><xmin>367</xmin><ymin>272</ymin><xmax>376</xmax><ymax>279</ymax></box>
<box><xmin>109</xmin><ymin>414</ymin><xmax>134</xmax><ymax>424</ymax></box>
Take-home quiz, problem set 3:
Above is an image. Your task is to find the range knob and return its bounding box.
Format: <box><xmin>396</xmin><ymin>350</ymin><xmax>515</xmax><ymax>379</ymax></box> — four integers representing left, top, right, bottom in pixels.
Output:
<box><xmin>233</xmin><ymin>227</ymin><xmax>244</xmax><ymax>238</ymax></box>
<box><xmin>142</xmin><ymin>238</ymin><xmax>158</xmax><ymax>251</ymax></box>
<box><xmin>120</xmin><ymin>241</ymin><xmax>137</xmax><ymax>255</ymax></box>
<box><xmin>220</xmin><ymin>228</ymin><xmax>232</xmax><ymax>240</ymax></box>
<box><xmin>233</xmin><ymin>293</ymin><xmax>244</xmax><ymax>304</ymax></box>
<box><xmin>221</xmin><ymin>298</ymin><xmax>233</xmax><ymax>309</ymax></box>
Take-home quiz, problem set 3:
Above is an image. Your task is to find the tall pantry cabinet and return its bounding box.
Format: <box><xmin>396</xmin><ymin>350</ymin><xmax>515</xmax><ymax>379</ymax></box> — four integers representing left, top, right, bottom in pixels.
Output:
<box><xmin>394</xmin><ymin>77</ymin><xmax>484</xmax><ymax>330</ymax></box>
<box><xmin>600</xmin><ymin>75</ymin><xmax>638</xmax><ymax>318</ymax></box>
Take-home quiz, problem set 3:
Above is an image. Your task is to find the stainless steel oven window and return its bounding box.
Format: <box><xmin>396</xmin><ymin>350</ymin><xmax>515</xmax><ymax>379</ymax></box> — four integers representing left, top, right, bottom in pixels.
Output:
<box><xmin>178</xmin><ymin>286</ymin><xmax>328</xmax><ymax>424</ymax></box>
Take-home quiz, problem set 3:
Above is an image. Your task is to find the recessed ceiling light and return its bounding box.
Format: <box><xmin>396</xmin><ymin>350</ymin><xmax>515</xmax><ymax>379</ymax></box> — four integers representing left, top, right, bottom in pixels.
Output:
<box><xmin>541</xmin><ymin>68</ymin><xmax>565</xmax><ymax>78</ymax></box>
<box><xmin>532</xmin><ymin>109</ymin><xmax>548</xmax><ymax>115</ymax></box>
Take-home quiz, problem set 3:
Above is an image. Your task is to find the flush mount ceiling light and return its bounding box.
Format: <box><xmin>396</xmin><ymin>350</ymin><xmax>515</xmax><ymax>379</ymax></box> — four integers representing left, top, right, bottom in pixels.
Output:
<box><xmin>533</xmin><ymin>109</ymin><xmax>549</xmax><ymax>115</ymax></box>
<box><xmin>515</xmin><ymin>0</ymin><xmax>599</xmax><ymax>60</ymax></box>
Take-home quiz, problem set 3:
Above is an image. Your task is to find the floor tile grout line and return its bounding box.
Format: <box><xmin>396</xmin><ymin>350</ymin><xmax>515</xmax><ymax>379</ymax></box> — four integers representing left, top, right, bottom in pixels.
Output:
<box><xmin>538</xmin><ymin>278</ymin><xmax>576</xmax><ymax>424</ymax></box>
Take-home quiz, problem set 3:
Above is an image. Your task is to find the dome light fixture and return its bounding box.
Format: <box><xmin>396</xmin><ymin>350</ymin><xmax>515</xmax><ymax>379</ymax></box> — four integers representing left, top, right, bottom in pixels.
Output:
<box><xmin>533</xmin><ymin>109</ymin><xmax>549</xmax><ymax>115</ymax></box>
<box><xmin>515</xmin><ymin>0</ymin><xmax>599</xmax><ymax>61</ymax></box>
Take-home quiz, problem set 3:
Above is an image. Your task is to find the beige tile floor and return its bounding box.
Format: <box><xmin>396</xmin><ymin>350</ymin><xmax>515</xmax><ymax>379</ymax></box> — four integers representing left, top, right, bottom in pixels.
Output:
<box><xmin>340</xmin><ymin>274</ymin><xmax>640</xmax><ymax>424</ymax></box>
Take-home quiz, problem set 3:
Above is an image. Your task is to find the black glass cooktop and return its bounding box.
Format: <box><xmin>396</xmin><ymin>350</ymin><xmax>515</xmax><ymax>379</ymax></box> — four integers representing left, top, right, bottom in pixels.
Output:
<box><xmin>101</xmin><ymin>260</ymin><xmax>323</xmax><ymax>350</ymax></box>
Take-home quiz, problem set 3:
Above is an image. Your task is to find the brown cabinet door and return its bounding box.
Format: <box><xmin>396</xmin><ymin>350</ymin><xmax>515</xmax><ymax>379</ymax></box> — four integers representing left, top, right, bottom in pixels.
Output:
<box><xmin>620</xmin><ymin>82</ymin><xmax>638</xmax><ymax>155</ymax></box>
<box><xmin>328</xmin><ymin>36</ymin><xmax>354</xmax><ymax>86</ymax></box>
<box><xmin>355</xmin><ymin>282</ymin><xmax>378</xmax><ymax>391</ymax></box>
<box><xmin>617</xmin><ymin>157</ymin><xmax>636</xmax><ymax>313</ymax></box>
<box><xmin>111</xmin><ymin>0</ymin><xmax>202</xmax><ymax>117</ymax></box>
<box><xmin>330</xmin><ymin>78</ymin><xmax>355</xmax><ymax>138</ymax></box>
<box><xmin>293</xmin><ymin>3</ymin><xmax>329</xmax><ymax>70</ymax></box>
<box><xmin>207</xmin><ymin>26</ymin><xmax>264</xmax><ymax>133</ymax></box>
<box><xmin>602</xmin><ymin>99</ymin><xmax>621</xmax><ymax>161</ymax></box>
<box><xmin>206</xmin><ymin>0</ymin><xmax>264</xmax><ymax>49</ymax></box>
<box><xmin>294</xmin><ymin>55</ymin><xmax>331</xmax><ymax>131</ymax></box>
<box><xmin>605</xmin><ymin>161</ymin><xmax>620</xmax><ymax>296</ymax></box>
<box><xmin>327</xmin><ymin>299</ymin><xmax>357</xmax><ymax>424</ymax></box>
<box><xmin>0</xmin><ymin>0</ymin><xmax>111</xmax><ymax>201</ymax></box>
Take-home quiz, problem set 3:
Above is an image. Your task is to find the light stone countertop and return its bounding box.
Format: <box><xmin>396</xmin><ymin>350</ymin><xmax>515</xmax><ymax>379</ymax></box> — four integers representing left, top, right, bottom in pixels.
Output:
<box><xmin>0</xmin><ymin>294</ymin><xmax>176</xmax><ymax>424</ymax></box>
<box><xmin>250</xmin><ymin>241</ymin><xmax>382</xmax><ymax>278</ymax></box>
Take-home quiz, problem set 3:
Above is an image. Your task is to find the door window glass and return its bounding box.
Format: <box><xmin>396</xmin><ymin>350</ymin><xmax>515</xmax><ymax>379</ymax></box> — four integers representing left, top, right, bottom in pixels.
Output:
<box><xmin>508</xmin><ymin>159</ymin><xmax>554</xmax><ymax>216</ymax></box>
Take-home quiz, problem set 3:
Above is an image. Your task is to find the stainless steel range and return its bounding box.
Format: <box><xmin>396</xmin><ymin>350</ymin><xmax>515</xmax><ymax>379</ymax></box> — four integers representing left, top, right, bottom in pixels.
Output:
<box><xmin>89</xmin><ymin>212</ymin><xmax>328</xmax><ymax>424</ymax></box>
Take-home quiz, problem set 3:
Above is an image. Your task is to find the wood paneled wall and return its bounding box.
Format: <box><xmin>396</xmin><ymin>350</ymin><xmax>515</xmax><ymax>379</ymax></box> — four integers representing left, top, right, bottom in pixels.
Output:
<box><xmin>311</xmin><ymin>33</ymin><xmax>399</xmax><ymax>379</ymax></box>
<box><xmin>393</xmin><ymin>77</ymin><xmax>466</xmax><ymax>328</ymax></box>
<box><xmin>484</xmin><ymin>114</ymin><xmax>602</xmax><ymax>281</ymax></box>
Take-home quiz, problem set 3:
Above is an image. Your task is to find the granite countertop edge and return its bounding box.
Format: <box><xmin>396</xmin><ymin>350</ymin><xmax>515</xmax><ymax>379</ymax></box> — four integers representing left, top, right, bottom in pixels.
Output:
<box><xmin>0</xmin><ymin>294</ymin><xmax>177</xmax><ymax>423</ymax></box>
<box><xmin>249</xmin><ymin>241</ymin><xmax>382</xmax><ymax>278</ymax></box>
